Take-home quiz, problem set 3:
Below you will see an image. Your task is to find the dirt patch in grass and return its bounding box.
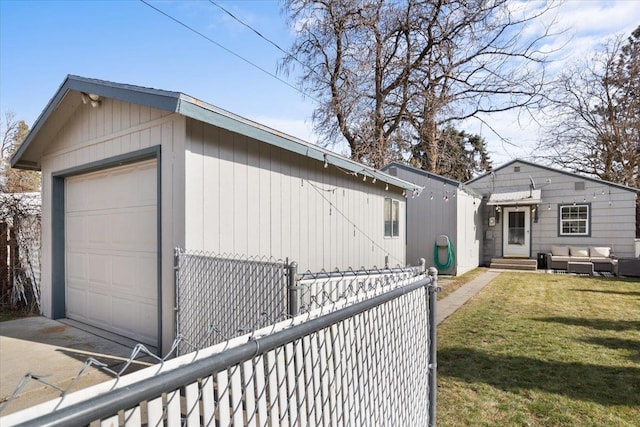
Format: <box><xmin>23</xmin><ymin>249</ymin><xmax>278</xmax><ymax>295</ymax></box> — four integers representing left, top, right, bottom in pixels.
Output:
<box><xmin>437</xmin><ymin>273</ymin><xmax>640</xmax><ymax>426</ymax></box>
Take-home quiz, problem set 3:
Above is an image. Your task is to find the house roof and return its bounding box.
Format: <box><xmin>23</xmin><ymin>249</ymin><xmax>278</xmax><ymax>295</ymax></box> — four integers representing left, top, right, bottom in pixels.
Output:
<box><xmin>467</xmin><ymin>158</ymin><xmax>639</xmax><ymax>193</ymax></box>
<box><xmin>382</xmin><ymin>162</ymin><xmax>482</xmax><ymax>198</ymax></box>
<box><xmin>12</xmin><ymin>75</ymin><xmax>422</xmax><ymax>193</ymax></box>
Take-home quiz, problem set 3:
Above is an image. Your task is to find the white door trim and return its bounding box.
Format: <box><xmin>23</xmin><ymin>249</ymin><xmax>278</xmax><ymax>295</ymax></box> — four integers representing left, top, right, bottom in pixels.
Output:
<box><xmin>503</xmin><ymin>207</ymin><xmax>530</xmax><ymax>258</ymax></box>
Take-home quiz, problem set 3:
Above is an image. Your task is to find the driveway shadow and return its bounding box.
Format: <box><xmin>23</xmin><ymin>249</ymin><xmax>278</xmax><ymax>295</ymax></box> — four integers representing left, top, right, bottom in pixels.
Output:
<box><xmin>439</xmin><ymin>347</ymin><xmax>640</xmax><ymax>406</ymax></box>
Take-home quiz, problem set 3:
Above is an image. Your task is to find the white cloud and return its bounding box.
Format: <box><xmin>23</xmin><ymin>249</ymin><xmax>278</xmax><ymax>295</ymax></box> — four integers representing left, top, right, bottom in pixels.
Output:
<box><xmin>471</xmin><ymin>0</ymin><xmax>640</xmax><ymax>168</ymax></box>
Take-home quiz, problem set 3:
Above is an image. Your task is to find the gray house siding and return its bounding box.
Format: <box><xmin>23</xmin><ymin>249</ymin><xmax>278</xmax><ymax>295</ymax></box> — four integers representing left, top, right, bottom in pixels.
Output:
<box><xmin>385</xmin><ymin>164</ymin><xmax>481</xmax><ymax>275</ymax></box>
<box><xmin>185</xmin><ymin>119</ymin><xmax>406</xmax><ymax>272</ymax></box>
<box><xmin>467</xmin><ymin>160</ymin><xmax>638</xmax><ymax>262</ymax></box>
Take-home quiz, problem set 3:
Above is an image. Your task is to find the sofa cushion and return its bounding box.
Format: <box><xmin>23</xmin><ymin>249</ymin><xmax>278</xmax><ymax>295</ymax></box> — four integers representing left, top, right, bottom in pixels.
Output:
<box><xmin>551</xmin><ymin>256</ymin><xmax>572</xmax><ymax>262</ymax></box>
<box><xmin>551</xmin><ymin>245</ymin><xmax>569</xmax><ymax>256</ymax></box>
<box><xmin>569</xmin><ymin>246</ymin><xmax>589</xmax><ymax>257</ymax></box>
<box><xmin>590</xmin><ymin>257</ymin><xmax>612</xmax><ymax>263</ymax></box>
<box><xmin>590</xmin><ymin>246</ymin><xmax>611</xmax><ymax>258</ymax></box>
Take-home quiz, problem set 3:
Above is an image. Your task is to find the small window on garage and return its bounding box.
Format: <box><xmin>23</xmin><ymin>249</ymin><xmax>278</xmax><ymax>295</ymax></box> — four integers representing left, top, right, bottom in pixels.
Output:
<box><xmin>384</xmin><ymin>198</ymin><xmax>400</xmax><ymax>237</ymax></box>
<box><xmin>559</xmin><ymin>204</ymin><xmax>590</xmax><ymax>236</ymax></box>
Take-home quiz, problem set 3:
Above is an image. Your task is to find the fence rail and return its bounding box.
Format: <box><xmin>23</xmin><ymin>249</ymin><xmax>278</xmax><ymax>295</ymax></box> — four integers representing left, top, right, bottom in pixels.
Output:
<box><xmin>291</xmin><ymin>260</ymin><xmax>427</xmax><ymax>314</ymax></box>
<box><xmin>2</xmin><ymin>269</ymin><xmax>439</xmax><ymax>427</ymax></box>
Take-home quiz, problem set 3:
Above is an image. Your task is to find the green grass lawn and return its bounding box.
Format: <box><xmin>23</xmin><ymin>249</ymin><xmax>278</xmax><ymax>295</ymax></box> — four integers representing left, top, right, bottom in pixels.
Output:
<box><xmin>437</xmin><ymin>273</ymin><xmax>640</xmax><ymax>427</ymax></box>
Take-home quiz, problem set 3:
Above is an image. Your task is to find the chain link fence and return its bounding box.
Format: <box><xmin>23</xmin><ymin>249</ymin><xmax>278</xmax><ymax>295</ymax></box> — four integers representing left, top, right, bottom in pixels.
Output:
<box><xmin>174</xmin><ymin>248</ymin><xmax>291</xmax><ymax>354</ymax></box>
<box><xmin>291</xmin><ymin>260</ymin><xmax>427</xmax><ymax>314</ymax></box>
<box><xmin>2</xmin><ymin>268</ymin><xmax>439</xmax><ymax>427</ymax></box>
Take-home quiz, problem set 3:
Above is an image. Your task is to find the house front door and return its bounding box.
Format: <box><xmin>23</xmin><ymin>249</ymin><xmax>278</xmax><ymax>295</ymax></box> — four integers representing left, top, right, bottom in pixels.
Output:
<box><xmin>503</xmin><ymin>207</ymin><xmax>530</xmax><ymax>257</ymax></box>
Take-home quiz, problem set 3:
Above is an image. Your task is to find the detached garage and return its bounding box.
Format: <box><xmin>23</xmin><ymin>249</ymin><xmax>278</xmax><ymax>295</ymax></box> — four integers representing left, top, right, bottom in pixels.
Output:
<box><xmin>12</xmin><ymin>75</ymin><xmax>421</xmax><ymax>353</ymax></box>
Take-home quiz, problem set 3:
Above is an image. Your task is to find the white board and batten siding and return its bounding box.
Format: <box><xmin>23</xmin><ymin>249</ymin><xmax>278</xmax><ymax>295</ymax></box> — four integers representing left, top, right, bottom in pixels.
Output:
<box><xmin>184</xmin><ymin>119</ymin><xmax>406</xmax><ymax>272</ymax></box>
<box><xmin>385</xmin><ymin>164</ymin><xmax>481</xmax><ymax>276</ymax></box>
<box><xmin>455</xmin><ymin>190</ymin><xmax>482</xmax><ymax>275</ymax></box>
<box><xmin>39</xmin><ymin>96</ymin><xmax>186</xmax><ymax>349</ymax></box>
<box><xmin>467</xmin><ymin>160</ymin><xmax>638</xmax><ymax>262</ymax></box>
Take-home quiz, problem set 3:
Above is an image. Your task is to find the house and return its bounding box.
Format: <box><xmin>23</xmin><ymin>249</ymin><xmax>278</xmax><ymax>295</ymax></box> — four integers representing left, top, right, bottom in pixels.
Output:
<box><xmin>466</xmin><ymin>159</ymin><xmax>639</xmax><ymax>266</ymax></box>
<box><xmin>383</xmin><ymin>162</ymin><xmax>482</xmax><ymax>276</ymax></box>
<box><xmin>11</xmin><ymin>75</ymin><xmax>422</xmax><ymax>353</ymax></box>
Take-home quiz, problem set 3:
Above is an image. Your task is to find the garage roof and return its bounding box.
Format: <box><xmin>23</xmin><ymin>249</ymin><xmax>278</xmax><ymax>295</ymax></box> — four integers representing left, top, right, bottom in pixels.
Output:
<box><xmin>12</xmin><ymin>75</ymin><xmax>422</xmax><ymax>193</ymax></box>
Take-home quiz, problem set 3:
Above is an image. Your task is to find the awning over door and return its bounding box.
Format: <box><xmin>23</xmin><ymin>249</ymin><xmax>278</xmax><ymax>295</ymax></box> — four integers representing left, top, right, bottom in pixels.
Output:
<box><xmin>487</xmin><ymin>189</ymin><xmax>541</xmax><ymax>206</ymax></box>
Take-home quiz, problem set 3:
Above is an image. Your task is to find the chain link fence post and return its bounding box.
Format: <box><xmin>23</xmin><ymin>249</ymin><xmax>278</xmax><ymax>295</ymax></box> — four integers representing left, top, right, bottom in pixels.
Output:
<box><xmin>173</xmin><ymin>247</ymin><xmax>181</xmax><ymax>350</ymax></box>
<box><xmin>288</xmin><ymin>261</ymin><xmax>299</xmax><ymax>316</ymax></box>
<box><xmin>428</xmin><ymin>266</ymin><xmax>440</xmax><ymax>427</ymax></box>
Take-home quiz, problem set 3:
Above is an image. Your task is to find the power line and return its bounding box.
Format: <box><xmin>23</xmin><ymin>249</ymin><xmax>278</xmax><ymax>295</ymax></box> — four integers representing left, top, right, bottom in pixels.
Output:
<box><xmin>138</xmin><ymin>0</ymin><xmax>320</xmax><ymax>103</ymax></box>
<box><xmin>207</xmin><ymin>0</ymin><xmax>321</xmax><ymax>79</ymax></box>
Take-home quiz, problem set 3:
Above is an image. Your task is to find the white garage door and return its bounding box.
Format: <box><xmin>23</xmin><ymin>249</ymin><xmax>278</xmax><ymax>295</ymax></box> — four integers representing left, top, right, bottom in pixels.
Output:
<box><xmin>65</xmin><ymin>159</ymin><xmax>158</xmax><ymax>345</ymax></box>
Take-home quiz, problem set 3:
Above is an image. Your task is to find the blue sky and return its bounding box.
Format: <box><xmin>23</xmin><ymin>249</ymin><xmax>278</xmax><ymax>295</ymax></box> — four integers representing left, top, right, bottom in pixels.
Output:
<box><xmin>1</xmin><ymin>0</ymin><xmax>639</xmax><ymax>166</ymax></box>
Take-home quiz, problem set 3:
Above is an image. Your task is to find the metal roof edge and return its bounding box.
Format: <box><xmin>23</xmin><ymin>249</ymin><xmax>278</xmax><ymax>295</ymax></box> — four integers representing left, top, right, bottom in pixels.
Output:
<box><xmin>382</xmin><ymin>162</ymin><xmax>480</xmax><ymax>197</ymax></box>
<box><xmin>466</xmin><ymin>158</ymin><xmax>639</xmax><ymax>193</ymax></box>
<box><xmin>11</xmin><ymin>75</ymin><xmax>182</xmax><ymax>169</ymax></box>
<box><xmin>12</xmin><ymin>75</ymin><xmax>422</xmax><ymax>193</ymax></box>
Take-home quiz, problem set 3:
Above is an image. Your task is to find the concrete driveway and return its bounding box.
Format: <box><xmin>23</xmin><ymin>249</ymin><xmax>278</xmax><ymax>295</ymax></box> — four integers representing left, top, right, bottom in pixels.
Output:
<box><xmin>0</xmin><ymin>316</ymin><xmax>155</xmax><ymax>415</ymax></box>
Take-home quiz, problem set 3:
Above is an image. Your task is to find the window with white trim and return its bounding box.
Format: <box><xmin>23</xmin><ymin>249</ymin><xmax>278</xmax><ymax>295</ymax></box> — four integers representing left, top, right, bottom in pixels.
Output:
<box><xmin>559</xmin><ymin>204</ymin><xmax>590</xmax><ymax>236</ymax></box>
<box><xmin>384</xmin><ymin>198</ymin><xmax>400</xmax><ymax>237</ymax></box>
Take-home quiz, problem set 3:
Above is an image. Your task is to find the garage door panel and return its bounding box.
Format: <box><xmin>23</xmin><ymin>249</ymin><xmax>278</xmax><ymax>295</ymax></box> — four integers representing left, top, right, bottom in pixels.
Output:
<box><xmin>111</xmin><ymin>297</ymin><xmax>156</xmax><ymax>343</ymax></box>
<box><xmin>65</xmin><ymin>180</ymin><xmax>87</xmax><ymax>211</ymax></box>
<box><xmin>65</xmin><ymin>159</ymin><xmax>157</xmax><ymax>345</ymax></box>
<box><xmin>67</xmin><ymin>252</ymin><xmax>87</xmax><ymax>281</ymax></box>
<box><xmin>110</xmin><ymin>208</ymin><xmax>156</xmax><ymax>251</ymax></box>
<box><xmin>111</xmin><ymin>298</ymin><xmax>135</xmax><ymax>334</ymax></box>
<box><xmin>86</xmin><ymin>292</ymin><xmax>110</xmax><ymax>324</ymax></box>
<box><xmin>66</xmin><ymin>287</ymin><xmax>86</xmax><ymax>318</ymax></box>
<box><xmin>111</xmin><ymin>255</ymin><xmax>156</xmax><ymax>295</ymax></box>
<box><xmin>66</xmin><ymin>215</ymin><xmax>86</xmax><ymax>246</ymax></box>
<box><xmin>87</xmin><ymin>215</ymin><xmax>110</xmax><ymax>244</ymax></box>
<box><xmin>87</xmin><ymin>253</ymin><xmax>111</xmax><ymax>286</ymax></box>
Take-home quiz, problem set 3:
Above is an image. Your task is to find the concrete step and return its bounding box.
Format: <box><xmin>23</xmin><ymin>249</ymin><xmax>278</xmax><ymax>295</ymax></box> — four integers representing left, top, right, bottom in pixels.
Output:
<box><xmin>490</xmin><ymin>258</ymin><xmax>538</xmax><ymax>271</ymax></box>
<box><xmin>490</xmin><ymin>258</ymin><xmax>538</xmax><ymax>266</ymax></box>
<box><xmin>490</xmin><ymin>262</ymin><xmax>537</xmax><ymax>271</ymax></box>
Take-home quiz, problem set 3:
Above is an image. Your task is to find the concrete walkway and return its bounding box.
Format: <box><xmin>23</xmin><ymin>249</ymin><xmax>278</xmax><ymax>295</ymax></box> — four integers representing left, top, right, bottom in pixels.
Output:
<box><xmin>436</xmin><ymin>270</ymin><xmax>502</xmax><ymax>325</ymax></box>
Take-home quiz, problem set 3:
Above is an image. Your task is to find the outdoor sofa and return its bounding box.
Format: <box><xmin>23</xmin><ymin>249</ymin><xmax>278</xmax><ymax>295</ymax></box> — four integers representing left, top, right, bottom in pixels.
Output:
<box><xmin>546</xmin><ymin>245</ymin><xmax>616</xmax><ymax>273</ymax></box>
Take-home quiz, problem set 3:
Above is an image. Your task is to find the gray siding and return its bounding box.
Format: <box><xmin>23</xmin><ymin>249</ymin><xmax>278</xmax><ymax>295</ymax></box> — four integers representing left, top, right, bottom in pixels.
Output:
<box><xmin>184</xmin><ymin>119</ymin><xmax>406</xmax><ymax>272</ymax></box>
<box><xmin>468</xmin><ymin>160</ymin><xmax>637</xmax><ymax>261</ymax></box>
<box><xmin>390</xmin><ymin>166</ymin><xmax>481</xmax><ymax>275</ymax></box>
<box><xmin>40</xmin><ymin>98</ymin><xmax>185</xmax><ymax>352</ymax></box>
